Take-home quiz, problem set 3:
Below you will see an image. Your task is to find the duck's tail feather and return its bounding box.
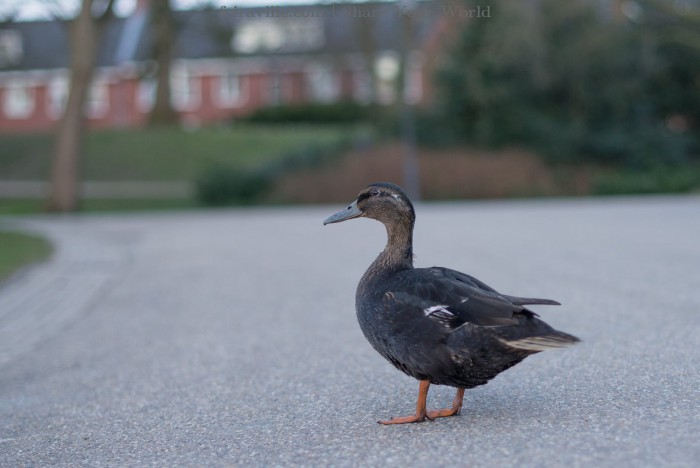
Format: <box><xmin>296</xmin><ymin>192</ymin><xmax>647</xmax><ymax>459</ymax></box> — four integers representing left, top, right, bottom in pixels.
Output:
<box><xmin>502</xmin><ymin>295</ymin><xmax>561</xmax><ymax>306</ymax></box>
<box><xmin>498</xmin><ymin>332</ymin><xmax>580</xmax><ymax>352</ymax></box>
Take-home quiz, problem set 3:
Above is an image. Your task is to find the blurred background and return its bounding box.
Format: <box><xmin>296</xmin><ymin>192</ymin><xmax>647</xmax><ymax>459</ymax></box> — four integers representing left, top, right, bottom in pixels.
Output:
<box><xmin>0</xmin><ymin>0</ymin><xmax>698</xmax><ymax>217</ymax></box>
<box><xmin>1</xmin><ymin>4</ymin><xmax>699</xmax><ymax>460</ymax></box>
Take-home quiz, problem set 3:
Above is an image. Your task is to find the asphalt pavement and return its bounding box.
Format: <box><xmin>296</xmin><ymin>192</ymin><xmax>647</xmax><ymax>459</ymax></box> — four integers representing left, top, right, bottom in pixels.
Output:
<box><xmin>1</xmin><ymin>196</ymin><xmax>699</xmax><ymax>466</ymax></box>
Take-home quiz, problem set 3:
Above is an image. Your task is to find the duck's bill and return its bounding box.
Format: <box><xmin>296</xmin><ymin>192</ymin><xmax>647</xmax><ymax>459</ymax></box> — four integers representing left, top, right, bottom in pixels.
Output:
<box><xmin>323</xmin><ymin>200</ymin><xmax>362</xmax><ymax>225</ymax></box>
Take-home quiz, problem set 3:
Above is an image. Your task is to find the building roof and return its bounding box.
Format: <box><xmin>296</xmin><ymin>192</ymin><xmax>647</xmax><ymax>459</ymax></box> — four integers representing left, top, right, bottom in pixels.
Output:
<box><xmin>0</xmin><ymin>1</ymin><xmax>444</xmax><ymax>73</ymax></box>
<box><xmin>0</xmin><ymin>16</ymin><xmax>134</xmax><ymax>71</ymax></box>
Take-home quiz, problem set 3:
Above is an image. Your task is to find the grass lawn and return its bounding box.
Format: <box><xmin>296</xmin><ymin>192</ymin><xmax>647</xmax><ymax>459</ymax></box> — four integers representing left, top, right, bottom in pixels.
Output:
<box><xmin>0</xmin><ymin>231</ymin><xmax>53</xmax><ymax>282</ymax></box>
<box><xmin>0</xmin><ymin>124</ymin><xmax>353</xmax><ymax>181</ymax></box>
<box><xmin>0</xmin><ymin>200</ymin><xmax>44</xmax><ymax>216</ymax></box>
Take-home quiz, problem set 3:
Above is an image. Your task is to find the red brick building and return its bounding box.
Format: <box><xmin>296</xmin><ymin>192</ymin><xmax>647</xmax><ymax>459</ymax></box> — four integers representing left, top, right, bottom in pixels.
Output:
<box><xmin>0</xmin><ymin>1</ymin><xmax>448</xmax><ymax>134</ymax></box>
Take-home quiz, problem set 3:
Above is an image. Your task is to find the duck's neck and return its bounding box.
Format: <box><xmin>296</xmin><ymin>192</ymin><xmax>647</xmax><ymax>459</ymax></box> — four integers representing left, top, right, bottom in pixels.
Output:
<box><xmin>365</xmin><ymin>220</ymin><xmax>415</xmax><ymax>278</ymax></box>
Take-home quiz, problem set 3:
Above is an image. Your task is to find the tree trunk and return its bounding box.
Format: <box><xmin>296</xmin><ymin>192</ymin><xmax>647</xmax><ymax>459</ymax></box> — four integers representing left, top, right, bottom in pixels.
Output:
<box><xmin>149</xmin><ymin>0</ymin><xmax>178</xmax><ymax>126</ymax></box>
<box><xmin>47</xmin><ymin>0</ymin><xmax>115</xmax><ymax>212</ymax></box>
<box><xmin>46</xmin><ymin>0</ymin><xmax>98</xmax><ymax>212</ymax></box>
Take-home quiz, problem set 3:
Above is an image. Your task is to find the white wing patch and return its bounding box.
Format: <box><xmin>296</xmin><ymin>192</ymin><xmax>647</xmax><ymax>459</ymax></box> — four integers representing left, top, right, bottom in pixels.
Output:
<box><xmin>424</xmin><ymin>305</ymin><xmax>451</xmax><ymax>316</ymax></box>
<box><xmin>497</xmin><ymin>335</ymin><xmax>579</xmax><ymax>351</ymax></box>
<box><xmin>424</xmin><ymin>305</ymin><xmax>458</xmax><ymax>329</ymax></box>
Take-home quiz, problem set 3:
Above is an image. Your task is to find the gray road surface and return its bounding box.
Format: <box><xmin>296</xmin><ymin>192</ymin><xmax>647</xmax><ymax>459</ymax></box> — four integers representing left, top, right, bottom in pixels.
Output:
<box><xmin>1</xmin><ymin>196</ymin><xmax>699</xmax><ymax>466</ymax></box>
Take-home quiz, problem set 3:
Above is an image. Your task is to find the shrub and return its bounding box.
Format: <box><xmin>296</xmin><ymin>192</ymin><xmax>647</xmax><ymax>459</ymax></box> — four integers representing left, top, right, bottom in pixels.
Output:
<box><xmin>242</xmin><ymin>102</ymin><xmax>369</xmax><ymax>124</ymax></box>
<box><xmin>196</xmin><ymin>166</ymin><xmax>272</xmax><ymax>206</ymax></box>
<box><xmin>432</xmin><ymin>0</ymin><xmax>698</xmax><ymax>168</ymax></box>
<box><xmin>195</xmin><ymin>137</ymin><xmax>355</xmax><ymax>206</ymax></box>
<box><xmin>593</xmin><ymin>166</ymin><xmax>700</xmax><ymax>195</ymax></box>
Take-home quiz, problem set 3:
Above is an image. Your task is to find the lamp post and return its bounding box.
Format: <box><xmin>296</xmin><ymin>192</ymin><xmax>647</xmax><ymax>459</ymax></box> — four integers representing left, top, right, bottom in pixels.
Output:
<box><xmin>399</xmin><ymin>0</ymin><xmax>420</xmax><ymax>200</ymax></box>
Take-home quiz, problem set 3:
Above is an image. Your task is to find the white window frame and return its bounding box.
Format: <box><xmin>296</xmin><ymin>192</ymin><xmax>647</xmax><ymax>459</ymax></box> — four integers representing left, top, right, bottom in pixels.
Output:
<box><xmin>306</xmin><ymin>65</ymin><xmax>338</xmax><ymax>103</ymax></box>
<box><xmin>353</xmin><ymin>68</ymin><xmax>373</xmax><ymax>104</ymax></box>
<box><xmin>232</xmin><ymin>18</ymin><xmax>324</xmax><ymax>54</ymax></box>
<box><xmin>47</xmin><ymin>74</ymin><xmax>68</xmax><ymax>120</ymax></box>
<box><xmin>3</xmin><ymin>79</ymin><xmax>35</xmax><ymax>119</ymax></box>
<box><xmin>170</xmin><ymin>66</ymin><xmax>200</xmax><ymax>111</ymax></box>
<box><xmin>215</xmin><ymin>71</ymin><xmax>242</xmax><ymax>107</ymax></box>
<box><xmin>374</xmin><ymin>52</ymin><xmax>400</xmax><ymax>105</ymax></box>
<box><xmin>85</xmin><ymin>77</ymin><xmax>110</xmax><ymax>118</ymax></box>
<box><xmin>266</xmin><ymin>74</ymin><xmax>284</xmax><ymax>106</ymax></box>
<box><xmin>0</xmin><ymin>30</ymin><xmax>23</xmax><ymax>67</ymax></box>
<box><xmin>404</xmin><ymin>53</ymin><xmax>424</xmax><ymax>104</ymax></box>
<box><xmin>137</xmin><ymin>78</ymin><xmax>156</xmax><ymax>112</ymax></box>
<box><xmin>233</xmin><ymin>19</ymin><xmax>284</xmax><ymax>54</ymax></box>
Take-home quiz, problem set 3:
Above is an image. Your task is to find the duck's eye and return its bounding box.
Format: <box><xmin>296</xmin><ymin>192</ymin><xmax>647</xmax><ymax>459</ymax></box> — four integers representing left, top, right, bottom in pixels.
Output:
<box><xmin>370</xmin><ymin>189</ymin><xmax>381</xmax><ymax>197</ymax></box>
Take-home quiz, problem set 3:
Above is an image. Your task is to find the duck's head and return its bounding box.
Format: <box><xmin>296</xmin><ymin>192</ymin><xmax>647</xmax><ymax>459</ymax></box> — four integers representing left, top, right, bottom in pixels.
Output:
<box><xmin>323</xmin><ymin>182</ymin><xmax>415</xmax><ymax>227</ymax></box>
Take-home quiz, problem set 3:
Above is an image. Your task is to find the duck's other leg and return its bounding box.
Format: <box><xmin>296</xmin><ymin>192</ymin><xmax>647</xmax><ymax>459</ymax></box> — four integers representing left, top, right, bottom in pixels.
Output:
<box><xmin>378</xmin><ymin>380</ymin><xmax>431</xmax><ymax>424</ymax></box>
<box><xmin>426</xmin><ymin>388</ymin><xmax>465</xmax><ymax>419</ymax></box>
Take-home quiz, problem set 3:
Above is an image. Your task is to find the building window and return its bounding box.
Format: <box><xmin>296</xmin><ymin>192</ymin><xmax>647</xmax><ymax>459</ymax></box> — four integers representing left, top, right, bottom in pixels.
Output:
<box><xmin>306</xmin><ymin>66</ymin><xmax>338</xmax><ymax>103</ymax></box>
<box><xmin>374</xmin><ymin>52</ymin><xmax>399</xmax><ymax>105</ymax></box>
<box><xmin>0</xmin><ymin>30</ymin><xmax>23</xmax><ymax>67</ymax></box>
<box><xmin>48</xmin><ymin>75</ymin><xmax>68</xmax><ymax>119</ymax></box>
<box><xmin>3</xmin><ymin>80</ymin><xmax>35</xmax><ymax>119</ymax></box>
<box><xmin>232</xmin><ymin>18</ymin><xmax>323</xmax><ymax>54</ymax></box>
<box><xmin>137</xmin><ymin>78</ymin><xmax>156</xmax><ymax>112</ymax></box>
<box><xmin>266</xmin><ymin>74</ymin><xmax>283</xmax><ymax>106</ymax></box>
<box><xmin>171</xmin><ymin>67</ymin><xmax>199</xmax><ymax>110</ymax></box>
<box><xmin>353</xmin><ymin>69</ymin><xmax>373</xmax><ymax>104</ymax></box>
<box><xmin>85</xmin><ymin>78</ymin><xmax>109</xmax><ymax>118</ymax></box>
<box><xmin>216</xmin><ymin>71</ymin><xmax>241</xmax><ymax>107</ymax></box>
<box><xmin>234</xmin><ymin>20</ymin><xmax>284</xmax><ymax>53</ymax></box>
<box><xmin>404</xmin><ymin>53</ymin><xmax>423</xmax><ymax>104</ymax></box>
<box><xmin>282</xmin><ymin>18</ymin><xmax>324</xmax><ymax>51</ymax></box>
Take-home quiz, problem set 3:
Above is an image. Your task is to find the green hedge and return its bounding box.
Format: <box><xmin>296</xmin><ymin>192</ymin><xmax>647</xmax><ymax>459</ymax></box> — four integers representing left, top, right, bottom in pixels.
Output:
<box><xmin>241</xmin><ymin>102</ymin><xmax>369</xmax><ymax>124</ymax></box>
<box><xmin>196</xmin><ymin>137</ymin><xmax>355</xmax><ymax>206</ymax></box>
<box><xmin>593</xmin><ymin>167</ymin><xmax>700</xmax><ymax>195</ymax></box>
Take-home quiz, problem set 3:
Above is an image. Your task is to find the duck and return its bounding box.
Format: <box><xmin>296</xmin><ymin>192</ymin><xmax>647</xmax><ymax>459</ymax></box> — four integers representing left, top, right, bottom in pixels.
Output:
<box><xmin>323</xmin><ymin>182</ymin><xmax>580</xmax><ymax>424</ymax></box>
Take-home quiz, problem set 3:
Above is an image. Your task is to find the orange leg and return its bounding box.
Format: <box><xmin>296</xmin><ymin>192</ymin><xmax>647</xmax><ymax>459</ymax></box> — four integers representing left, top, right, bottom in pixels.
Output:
<box><xmin>427</xmin><ymin>388</ymin><xmax>465</xmax><ymax>419</ymax></box>
<box><xmin>378</xmin><ymin>380</ymin><xmax>431</xmax><ymax>425</ymax></box>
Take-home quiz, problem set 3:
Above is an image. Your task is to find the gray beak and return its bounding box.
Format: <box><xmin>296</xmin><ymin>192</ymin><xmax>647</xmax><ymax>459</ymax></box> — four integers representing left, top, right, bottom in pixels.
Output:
<box><xmin>323</xmin><ymin>200</ymin><xmax>362</xmax><ymax>225</ymax></box>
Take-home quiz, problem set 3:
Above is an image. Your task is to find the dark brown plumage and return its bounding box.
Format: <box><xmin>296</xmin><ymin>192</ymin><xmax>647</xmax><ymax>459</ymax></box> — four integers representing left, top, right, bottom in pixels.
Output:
<box><xmin>324</xmin><ymin>182</ymin><xmax>579</xmax><ymax>424</ymax></box>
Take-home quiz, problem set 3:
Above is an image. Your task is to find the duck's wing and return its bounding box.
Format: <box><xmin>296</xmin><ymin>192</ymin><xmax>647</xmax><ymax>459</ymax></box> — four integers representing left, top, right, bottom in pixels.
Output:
<box><xmin>433</xmin><ymin>267</ymin><xmax>561</xmax><ymax>306</ymax></box>
<box><xmin>385</xmin><ymin>267</ymin><xmax>560</xmax><ymax>331</ymax></box>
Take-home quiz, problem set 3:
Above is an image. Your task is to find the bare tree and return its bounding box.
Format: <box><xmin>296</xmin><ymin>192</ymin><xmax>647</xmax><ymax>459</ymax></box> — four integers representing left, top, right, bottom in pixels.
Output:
<box><xmin>46</xmin><ymin>0</ymin><xmax>115</xmax><ymax>212</ymax></box>
<box><xmin>149</xmin><ymin>0</ymin><xmax>178</xmax><ymax>125</ymax></box>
